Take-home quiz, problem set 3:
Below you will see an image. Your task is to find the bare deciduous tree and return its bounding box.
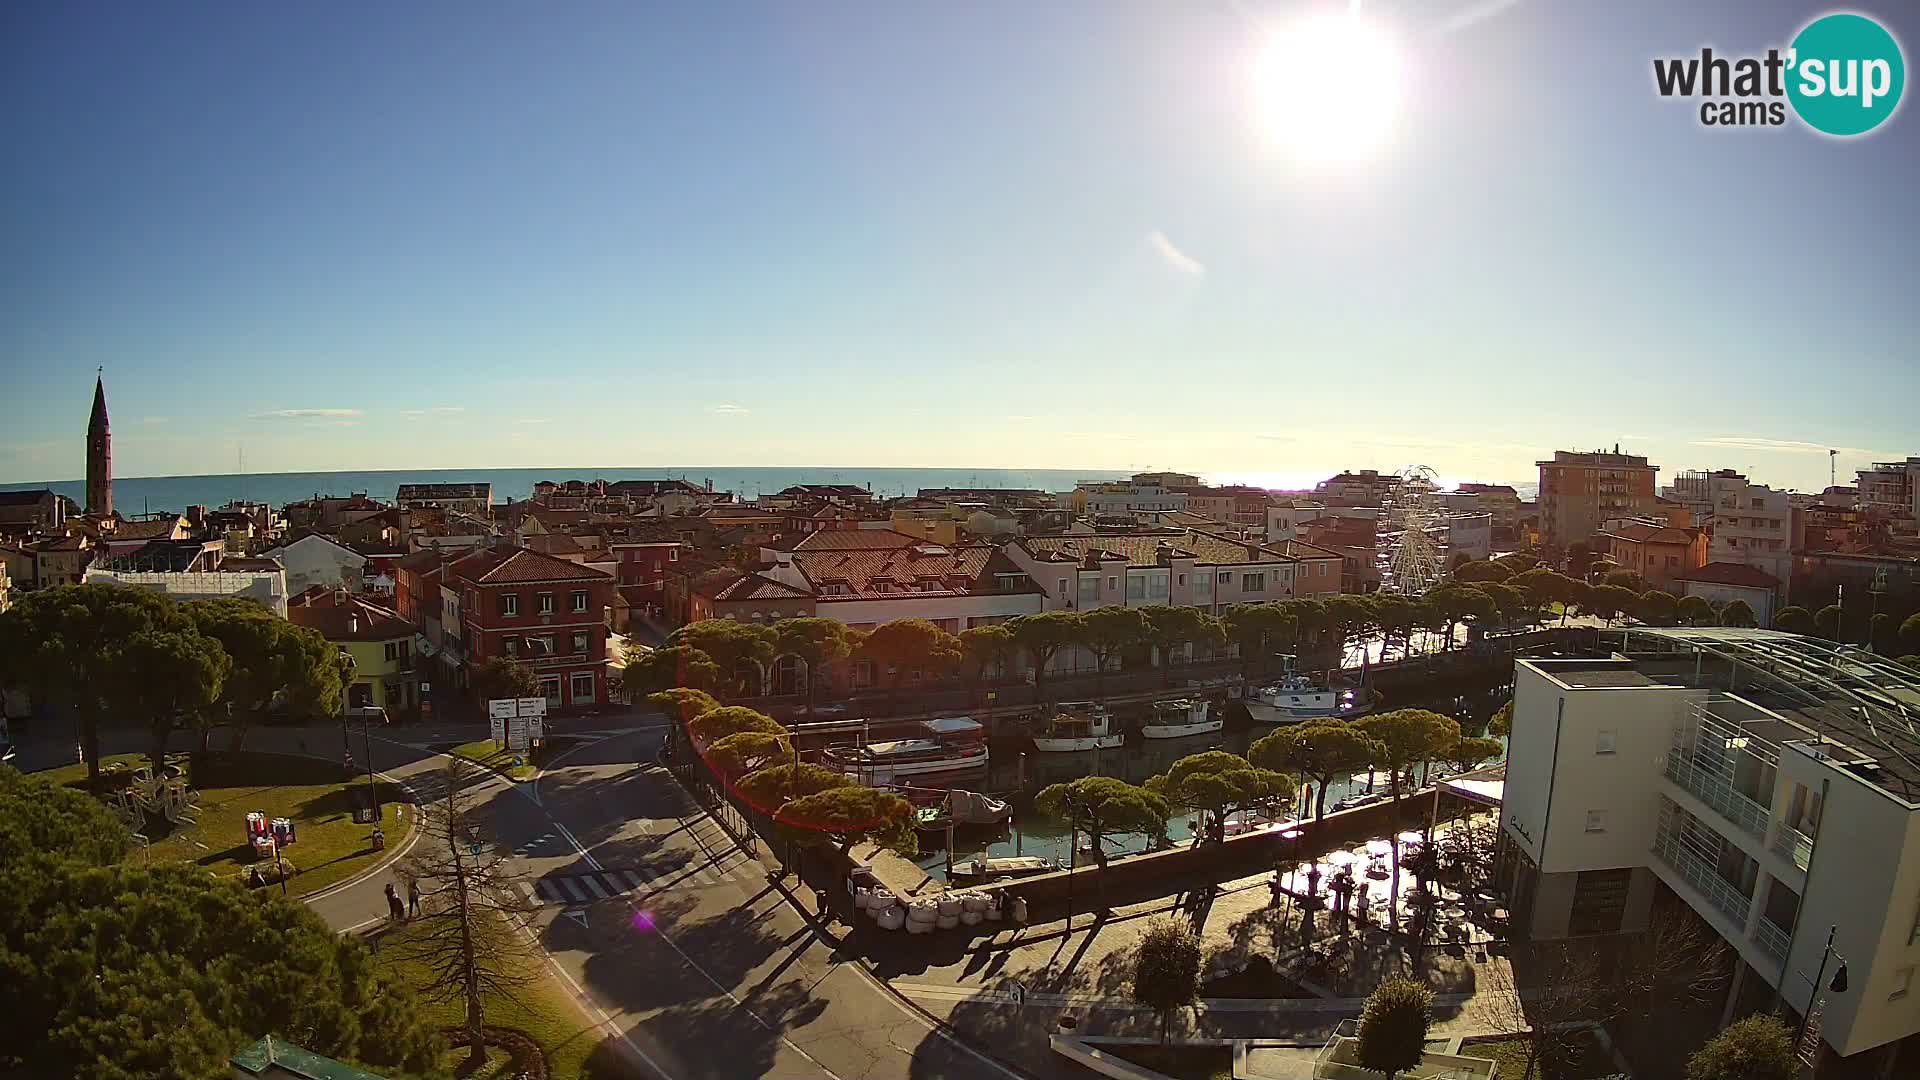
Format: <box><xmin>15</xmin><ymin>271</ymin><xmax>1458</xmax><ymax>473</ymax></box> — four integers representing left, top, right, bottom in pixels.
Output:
<box><xmin>388</xmin><ymin>759</ymin><xmax>540</xmax><ymax>1071</ymax></box>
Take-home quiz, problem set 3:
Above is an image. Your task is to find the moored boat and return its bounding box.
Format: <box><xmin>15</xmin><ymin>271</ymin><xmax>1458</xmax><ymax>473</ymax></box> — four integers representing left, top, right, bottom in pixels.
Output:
<box><xmin>822</xmin><ymin>717</ymin><xmax>988</xmax><ymax>784</ymax></box>
<box><xmin>1140</xmin><ymin>697</ymin><xmax>1222</xmax><ymax>739</ymax></box>
<box><xmin>1031</xmin><ymin>701</ymin><xmax>1124</xmax><ymax>752</ymax></box>
<box><xmin>950</xmin><ymin>855</ymin><xmax>1060</xmax><ymax>883</ymax></box>
<box><xmin>1243</xmin><ymin>658</ymin><xmax>1371</xmax><ymax>724</ymax></box>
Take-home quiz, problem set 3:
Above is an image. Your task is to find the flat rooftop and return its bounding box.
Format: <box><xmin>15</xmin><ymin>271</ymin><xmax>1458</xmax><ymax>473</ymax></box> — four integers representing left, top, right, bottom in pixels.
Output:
<box><xmin>1613</xmin><ymin>627</ymin><xmax>1920</xmax><ymax>802</ymax></box>
<box><xmin>1525</xmin><ymin>659</ymin><xmax>1663</xmax><ymax>689</ymax></box>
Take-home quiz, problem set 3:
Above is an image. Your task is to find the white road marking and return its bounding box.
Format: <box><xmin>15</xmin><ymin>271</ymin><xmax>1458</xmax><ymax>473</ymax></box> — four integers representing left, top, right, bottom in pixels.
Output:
<box><xmin>582</xmin><ymin>875</ymin><xmax>611</xmax><ymax>899</ymax></box>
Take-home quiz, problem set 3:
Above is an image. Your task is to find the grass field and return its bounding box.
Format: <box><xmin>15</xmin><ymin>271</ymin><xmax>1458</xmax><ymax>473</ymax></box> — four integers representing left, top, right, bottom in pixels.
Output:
<box><xmin>38</xmin><ymin>750</ymin><xmax>413</xmax><ymax>897</ymax></box>
<box><xmin>372</xmin><ymin>916</ymin><xmax>630</xmax><ymax>1080</ymax></box>
<box><xmin>447</xmin><ymin>739</ymin><xmax>539</xmax><ymax>781</ymax></box>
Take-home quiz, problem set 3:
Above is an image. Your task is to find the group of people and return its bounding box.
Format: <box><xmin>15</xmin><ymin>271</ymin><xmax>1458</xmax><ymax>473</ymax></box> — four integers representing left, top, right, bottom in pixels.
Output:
<box><xmin>385</xmin><ymin>879</ymin><xmax>421</xmax><ymax>922</ymax></box>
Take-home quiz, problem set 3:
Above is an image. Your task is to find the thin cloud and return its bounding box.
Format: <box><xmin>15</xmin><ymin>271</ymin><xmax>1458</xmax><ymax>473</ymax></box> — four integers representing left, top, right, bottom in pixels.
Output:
<box><xmin>513</xmin><ymin>418</ymin><xmax>551</xmax><ymax>426</ymax></box>
<box><xmin>1148</xmin><ymin>231</ymin><xmax>1206</xmax><ymax>276</ymax></box>
<box><xmin>398</xmin><ymin>406</ymin><xmax>466</xmax><ymax>418</ymax></box>
<box><xmin>1690</xmin><ymin>436</ymin><xmax>1872</xmax><ymax>456</ymax></box>
<box><xmin>251</xmin><ymin>408</ymin><xmax>363</xmax><ymax>420</ymax></box>
<box><xmin>709</xmin><ymin>404</ymin><xmax>750</xmax><ymax>416</ymax></box>
<box><xmin>1436</xmin><ymin>0</ymin><xmax>1529</xmax><ymax>35</ymax></box>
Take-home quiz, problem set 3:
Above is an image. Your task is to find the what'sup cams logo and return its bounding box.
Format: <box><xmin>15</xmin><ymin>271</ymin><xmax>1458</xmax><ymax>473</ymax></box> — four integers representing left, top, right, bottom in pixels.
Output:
<box><xmin>1654</xmin><ymin>11</ymin><xmax>1905</xmax><ymax>135</ymax></box>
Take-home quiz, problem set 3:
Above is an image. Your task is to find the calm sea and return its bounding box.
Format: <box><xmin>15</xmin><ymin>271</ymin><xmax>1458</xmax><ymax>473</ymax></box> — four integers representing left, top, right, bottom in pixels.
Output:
<box><xmin>0</xmin><ymin>467</ymin><xmax>1135</xmax><ymax>514</ymax></box>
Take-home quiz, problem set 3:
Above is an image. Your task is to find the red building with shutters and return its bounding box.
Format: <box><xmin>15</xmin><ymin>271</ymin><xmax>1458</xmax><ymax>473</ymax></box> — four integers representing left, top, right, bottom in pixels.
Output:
<box><xmin>449</xmin><ymin>546</ymin><xmax>614</xmax><ymax>712</ymax></box>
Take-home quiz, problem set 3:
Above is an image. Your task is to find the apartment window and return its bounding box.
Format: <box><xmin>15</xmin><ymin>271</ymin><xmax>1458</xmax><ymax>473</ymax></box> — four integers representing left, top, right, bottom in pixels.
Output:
<box><xmin>571</xmin><ymin>630</ymin><xmax>589</xmax><ymax>653</ymax></box>
<box><xmin>537</xmin><ymin>592</ymin><xmax>555</xmax><ymax>615</ymax></box>
<box><xmin>1149</xmin><ymin>574</ymin><xmax>1168</xmax><ymax>598</ymax></box>
<box><xmin>1892</xmin><ymin>967</ymin><xmax>1914</xmax><ymax>1002</ymax></box>
<box><xmin>1317</xmin><ymin>563</ymin><xmax>1328</xmax><ymax>577</ymax></box>
<box><xmin>1194</xmin><ymin>573</ymin><xmax>1212</xmax><ymax>599</ymax></box>
<box><xmin>540</xmin><ymin>675</ymin><xmax>562</xmax><ymax>706</ymax></box>
<box><xmin>1107</xmin><ymin>575</ymin><xmax>1118</xmax><ymax>590</ymax></box>
<box><xmin>1177</xmin><ymin>573</ymin><xmax>1186</xmax><ymax>586</ymax></box>
<box><xmin>1218</xmin><ymin>571</ymin><xmax>1232</xmax><ymax>583</ymax></box>
<box><xmin>503</xmin><ymin>637</ymin><xmax>519</xmax><ymax>658</ymax></box>
<box><xmin>1057</xmin><ymin>577</ymin><xmax>1068</xmax><ymax>596</ymax></box>
<box><xmin>570</xmin><ymin>671</ymin><xmax>595</xmax><ymax>704</ymax></box>
<box><xmin>500</xmin><ymin>593</ymin><xmax>519</xmax><ymax>617</ymax></box>
<box><xmin>1584</xmin><ymin>810</ymin><xmax>1608</xmax><ymax>833</ymax></box>
<box><xmin>1127</xmin><ymin>575</ymin><xmax>1146</xmax><ymax>600</ymax></box>
<box><xmin>1596</xmin><ymin>730</ymin><xmax>1617</xmax><ymax>754</ymax></box>
<box><xmin>570</xmin><ymin>590</ymin><xmax>589</xmax><ymax>613</ymax></box>
<box><xmin>527</xmin><ymin>635</ymin><xmax>554</xmax><ymax>656</ymax></box>
<box><xmin>1243</xmin><ymin>573</ymin><xmax>1266</xmax><ymax>593</ymax></box>
<box><xmin>669</xmin><ymin>548</ymin><xmax>678</xmax><ymax>561</ymax></box>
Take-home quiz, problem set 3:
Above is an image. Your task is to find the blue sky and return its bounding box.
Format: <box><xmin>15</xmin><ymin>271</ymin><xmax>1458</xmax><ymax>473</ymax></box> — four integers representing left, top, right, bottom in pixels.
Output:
<box><xmin>3</xmin><ymin>0</ymin><xmax>1915</xmax><ymax>491</ymax></box>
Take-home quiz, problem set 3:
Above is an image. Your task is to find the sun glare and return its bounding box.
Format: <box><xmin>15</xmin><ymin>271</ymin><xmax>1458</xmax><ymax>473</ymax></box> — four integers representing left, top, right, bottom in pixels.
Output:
<box><xmin>1253</xmin><ymin>12</ymin><xmax>1403</xmax><ymax>165</ymax></box>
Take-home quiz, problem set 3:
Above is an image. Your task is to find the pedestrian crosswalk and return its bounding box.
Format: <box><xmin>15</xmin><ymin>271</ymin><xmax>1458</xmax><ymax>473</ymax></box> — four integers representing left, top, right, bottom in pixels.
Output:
<box><xmin>521</xmin><ymin>854</ymin><xmax>756</xmax><ymax>907</ymax></box>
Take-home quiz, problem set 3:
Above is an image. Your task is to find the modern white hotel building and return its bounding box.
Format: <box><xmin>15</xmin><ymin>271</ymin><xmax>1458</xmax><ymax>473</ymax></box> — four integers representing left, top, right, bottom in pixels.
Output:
<box><xmin>1497</xmin><ymin>628</ymin><xmax>1920</xmax><ymax>1076</ymax></box>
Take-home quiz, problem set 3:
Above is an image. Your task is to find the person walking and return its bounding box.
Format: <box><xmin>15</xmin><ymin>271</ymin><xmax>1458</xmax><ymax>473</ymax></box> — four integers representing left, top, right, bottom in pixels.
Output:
<box><xmin>407</xmin><ymin>879</ymin><xmax>421</xmax><ymax>918</ymax></box>
<box><xmin>385</xmin><ymin>883</ymin><xmax>406</xmax><ymax>924</ymax></box>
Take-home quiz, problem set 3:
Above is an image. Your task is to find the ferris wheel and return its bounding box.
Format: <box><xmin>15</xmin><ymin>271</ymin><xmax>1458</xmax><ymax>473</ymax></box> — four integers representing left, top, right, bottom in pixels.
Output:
<box><xmin>1378</xmin><ymin>465</ymin><xmax>1445</xmax><ymax>596</ymax></box>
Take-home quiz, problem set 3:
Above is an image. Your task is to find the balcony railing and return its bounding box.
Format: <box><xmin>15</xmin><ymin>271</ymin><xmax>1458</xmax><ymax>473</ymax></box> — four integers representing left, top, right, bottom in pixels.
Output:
<box><xmin>1754</xmin><ymin>918</ymin><xmax>1791</xmax><ymax>968</ymax></box>
<box><xmin>1664</xmin><ymin>752</ymin><xmax>1771</xmax><ymax>840</ymax></box>
<box><xmin>1652</xmin><ymin>831</ymin><xmax>1751</xmax><ymax>927</ymax></box>
<box><xmin>1771</xmin><ymin>823</ymin><xmax>1814</xmax><ymax>872</ymax></box>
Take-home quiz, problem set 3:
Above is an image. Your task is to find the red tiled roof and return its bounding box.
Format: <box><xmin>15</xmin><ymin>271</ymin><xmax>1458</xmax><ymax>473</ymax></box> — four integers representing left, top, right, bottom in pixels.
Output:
<box><xmin>525</xmin><ymin>532</ymin><xmax>587</xmax><ymax>557</ymax></box>
<box><xmin>792</xmin><ymin>543</ymin><xmax>1015</xmax><ymax>599</ymax></box>
<box><xmin>288</xmin><ymin>590</ymin><xmax>418</xmax><ymax>642</ymax></box>
<box><xmin>1278</xmin><ymin>539</ymin><xmax>1344</xmax><ymax>561</ymax></box>
<box><xmin>450</xmin><ymin>546</ymin><xmax>611</xmax><ymax>585</ymax></box>
<box><xmin>696</xmin><ymin>571</ymin><xmax>812</xmax><ymax>602</ymax></box>
<box><xmin>1676</xmin><ymin>562</ymin><xmax>1781</xmax><ymax>589</ymax></box>
<box><xmin>791</xmin><ymin>529</ymin><xmax>921</xmax><ymax>552</ymax></box>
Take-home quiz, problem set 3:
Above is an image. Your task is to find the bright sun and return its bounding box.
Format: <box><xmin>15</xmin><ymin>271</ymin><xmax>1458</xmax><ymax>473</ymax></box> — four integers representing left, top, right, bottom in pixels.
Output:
<box><xmin>1253</xmin><ymin>11</ymin><xmax>1403</xmax><ymax>165</ymax></box>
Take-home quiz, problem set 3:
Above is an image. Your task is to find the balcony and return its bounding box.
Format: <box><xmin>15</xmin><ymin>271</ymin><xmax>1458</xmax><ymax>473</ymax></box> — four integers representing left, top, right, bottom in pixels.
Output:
<box><xmin>1771</xmin><ymin>822</ymin><xmax>1814</xmax><ymax>872</ymax></box>
<box><xmin>1652</xmin><ymin>830</ymin><xmax>1751</xmax><ymax>926</ymax></box>
<box><xmin>1664</xmin><ymin>751</ymin><xmax>1771</xmax><ymax>840</ymax></box>
<box><xmin>1754</xmin><ymin>917</ymin><xmax>1791</xmax><ymax>968</ymax></box>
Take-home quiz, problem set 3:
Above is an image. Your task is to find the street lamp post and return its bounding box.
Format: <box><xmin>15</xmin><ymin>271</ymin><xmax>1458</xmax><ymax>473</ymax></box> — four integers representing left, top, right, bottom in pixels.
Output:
<box><xmin>1795</xmin><ymin>924</ymin><xmax>1850</xmax><ymax>1049</ymax></box>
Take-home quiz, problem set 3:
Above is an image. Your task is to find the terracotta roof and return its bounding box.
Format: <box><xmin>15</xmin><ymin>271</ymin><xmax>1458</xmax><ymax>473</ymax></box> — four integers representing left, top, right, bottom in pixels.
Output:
<box><xmin>524</xmin><ymin>532</ymin><xmax>587</xmax><ymax>557</ymax></box>
<box><xmin>1602</xmin><ymin>523</ymin><xmax>1700</xmax><ymax>546</ymax></box>
<box><xmin>109</xmin><ymin>516</ymin><xmax>184</xmax><ymax>541</ymax></box>
<box><xmin>792</xmin><ymin>544</ymin><xmax>1028</xmax><ymax>600</ymax></box>
<box><xmin>1021</xmin><ymin>530</ymin><xmax>1292</xmax><ymax>568</ymax></box>
<box><xmin>1278</xmin><ymin>539</ymin><xmax>1344</xmax><ymax>561</ymax></box>
<box><xmin>792</xmin><ymin>529</ymin><xmax>922</xmax><ymax>552</ymax></box>
<box><xmin>40</xmin><ymin>534</ymin><xmax>91</xmax><ymax>552</ymax></box>
<box><xmin>288</xmin><ymin>590</ymin><xmax>417</xmax><ymax>642</ymax></box>
<box><xmin>695</xmin><ymin>570</ymin><xmax>813</xmax><ymax>602</ymax></box>
<box><xmin>1676</xmin><ymin>562</ymin><xmax>1782</xmax><ymax>589</ymax></box>
<box><xmin>450</xmin><ymin>546</ymin><xmax>611</xmax><ymax>585</ymax></box>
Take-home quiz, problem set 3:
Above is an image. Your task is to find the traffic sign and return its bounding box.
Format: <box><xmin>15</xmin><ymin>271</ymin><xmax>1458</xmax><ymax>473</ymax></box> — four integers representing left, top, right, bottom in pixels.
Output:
<box><xmin>488</xmin><ymin>699</ymin><xmax>518</xmax><ymax>720</ymax></box>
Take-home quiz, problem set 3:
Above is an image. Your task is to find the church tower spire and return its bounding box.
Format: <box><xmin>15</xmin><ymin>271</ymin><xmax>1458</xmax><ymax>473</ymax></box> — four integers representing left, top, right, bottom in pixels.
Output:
<box><xmin>86</xmin><ymin>369</ymin><xmax>112</xmax><ymax>517</ymax></box>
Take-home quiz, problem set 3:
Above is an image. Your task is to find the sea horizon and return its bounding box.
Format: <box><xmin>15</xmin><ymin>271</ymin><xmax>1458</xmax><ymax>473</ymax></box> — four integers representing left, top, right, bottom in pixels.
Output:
<box><xmin>0</xmin><ymin>464</ymin><xmax>1540</xmax><ymax>514</ymax></box>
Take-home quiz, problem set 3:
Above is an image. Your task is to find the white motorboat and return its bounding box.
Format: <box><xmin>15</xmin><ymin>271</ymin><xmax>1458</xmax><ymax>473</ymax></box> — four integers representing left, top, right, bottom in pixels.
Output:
<box><xmin>950</xmin><ymin>855</ymin><xmax>1060</xmax><ymax>883</ymax></box>
<box><xmin>1141</xmin><ymin>698</ymin><xmax>1222</xmax><ymax>739</ymax></box>
<box><xmin>1244</xmin><ymin>670</ymin><xmax>1371</xmax><ymax>724</ymax></box>
<box><xmin>823</xmin><ymin>717</ymin><xmax>988</xmax><ymax>784</ymax></box>
<box><xmin>1031</xmin><ymin>701</ymin><xmax>1125</xmax><ymax>752</ymax></box>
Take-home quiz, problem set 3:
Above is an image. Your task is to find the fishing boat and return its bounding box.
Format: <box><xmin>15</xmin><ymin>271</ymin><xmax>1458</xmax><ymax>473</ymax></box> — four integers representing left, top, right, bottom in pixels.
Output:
<box><xmin>822</xmin><ymin>717</ymin><xmax>988</xmax><ymax>784</ymax></box>
<box><xmin>949</xmin><ymin>855</ymin><xmax>1060</xmax><ymax>884</ymax></box>
<box><xmin>909</xmin><ymin>788</ymin><xmax>1013</xmax><ymax>832</ymax></box>
<box><xmin>1243</xmin><ymin>656</ymin><xmax>1371</xmax><ymax>724</ymax></box>
<box><xmin>1140</xmin><ymin>698</ymin><xmax>1221</xmax><ymax>739</ymax></box>
<box><xmin>1031</xmin><ymin>701</ymin><xmax>1124</xmax><ymax>752</ymax></box>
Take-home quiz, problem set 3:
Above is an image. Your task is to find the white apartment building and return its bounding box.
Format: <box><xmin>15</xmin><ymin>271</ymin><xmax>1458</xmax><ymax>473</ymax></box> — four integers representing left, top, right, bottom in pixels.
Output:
<box><xmin>83</xmin><ymin>567</ymin><xmax>290</xmax><ymax>616</ymax></box>
<box><xmin>1498</xmin><ymin>628</ymin><xmax>1920</xmax><ymax>1074</ymax></box>
<box><xmin>1709</xmin><ymin>478</ymin><xmax>1793</xmax><ymax>586</ymax></box>
<box><xmin>1005</xmin><ymin>530</ymin><xmax>1308</xmax><ymax>616</ymax></box>
<box><xmin>1857</xmin><ymin>458</ymin><xmax>1920</xmax><ymax>527</ymax></box>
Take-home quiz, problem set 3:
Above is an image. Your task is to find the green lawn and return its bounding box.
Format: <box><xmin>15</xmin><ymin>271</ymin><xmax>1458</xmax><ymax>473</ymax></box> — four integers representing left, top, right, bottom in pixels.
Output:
<box><xmin>447</xmin><ymin>739</ymin><xmax>539</xmax><ymax>781</ymax></box>
<box><xmin>372</xmin><ymin>918</ymin><xmax>631</xmax><ymax>1080</ymax></box>
<box><xmin>37</xmin><ymin>750</ymin><xmax>413</xmax><ymax>898</ymax></box>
